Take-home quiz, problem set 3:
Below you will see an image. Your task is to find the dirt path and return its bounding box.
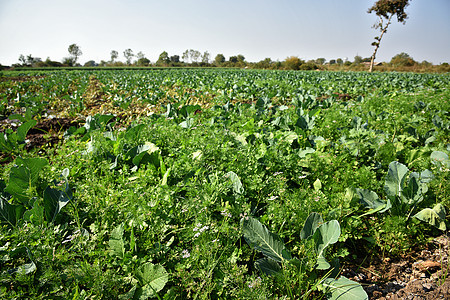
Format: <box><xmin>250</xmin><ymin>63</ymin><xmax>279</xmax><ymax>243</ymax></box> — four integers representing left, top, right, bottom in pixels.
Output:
<box><xmin>344</xmin><ymin>235</ymin><xmax>450</xmax><ymax>299</ymax></box>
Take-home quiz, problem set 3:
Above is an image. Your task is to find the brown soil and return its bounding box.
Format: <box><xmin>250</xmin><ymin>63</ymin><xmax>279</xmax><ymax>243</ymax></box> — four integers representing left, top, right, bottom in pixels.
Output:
<box><xmin>0</xmin><ymin>117</ymin><xmax>80</xmax><ymax>152</ymax></box>
<box><xmin>0</xmin><ymin>75</ymin><xmax>45</xmax><ymax>82</ymax></box>
<box><xmin>25</xmin><ymin>117</ymin><xmax>81</xmax><ymax>150</ymax></box>
<box><xmin>343</xmin><ymin>235</ymin><xmax>450</xmax><ymax>299</ymax></box>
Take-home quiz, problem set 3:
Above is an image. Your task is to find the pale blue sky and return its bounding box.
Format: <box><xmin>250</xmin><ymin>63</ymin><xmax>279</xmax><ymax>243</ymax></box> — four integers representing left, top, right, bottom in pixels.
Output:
<box><xmin>0</xmin><ymin>0</ymin><xmax>449</xmax><ymax>65</ymax></box>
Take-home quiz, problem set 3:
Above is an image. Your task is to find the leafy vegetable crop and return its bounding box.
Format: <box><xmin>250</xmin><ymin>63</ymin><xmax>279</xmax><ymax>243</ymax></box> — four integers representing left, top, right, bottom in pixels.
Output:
<box><xmin>0</xmin><ymin>69</ymin><xmax>449</xmax><ymax>299</ymax></box>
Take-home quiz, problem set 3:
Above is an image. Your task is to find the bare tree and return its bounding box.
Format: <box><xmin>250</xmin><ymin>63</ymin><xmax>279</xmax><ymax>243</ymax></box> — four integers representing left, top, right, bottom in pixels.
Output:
<box><xmin>367</xmin><ymin>0</ymin><xmax>410</xmax><ymax>72</ymax></box>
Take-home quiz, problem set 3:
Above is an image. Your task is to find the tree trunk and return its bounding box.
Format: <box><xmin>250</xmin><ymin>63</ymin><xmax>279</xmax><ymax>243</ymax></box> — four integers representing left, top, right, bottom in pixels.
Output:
<box><xmin>369</xmin><ymin>47</ymin><xmax>379</xmax><ymax>73</ymax></box>
<box><xmin>369</xmin><ymin>15</ymin><xmax>392</xmax><ymax>73</ymax></box>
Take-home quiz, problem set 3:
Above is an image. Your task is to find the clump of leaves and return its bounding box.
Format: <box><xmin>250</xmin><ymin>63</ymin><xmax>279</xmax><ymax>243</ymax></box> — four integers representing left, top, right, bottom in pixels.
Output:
<box><xmin>354</xmin><ymin>161</ymin><xmax>446</xmax><ymax>230</ymax></box>
<box><xmin>242</xmin><ymin>214</ymin><xmax>368</xmax><ymax>299</ymax></box>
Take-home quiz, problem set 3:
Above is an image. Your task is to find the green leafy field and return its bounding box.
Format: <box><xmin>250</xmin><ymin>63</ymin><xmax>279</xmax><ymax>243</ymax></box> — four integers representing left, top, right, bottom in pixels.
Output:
<box><xmin>1</xmin><ymin>69</ymin><xmax>449</xmax><ymax>299</ymax></box>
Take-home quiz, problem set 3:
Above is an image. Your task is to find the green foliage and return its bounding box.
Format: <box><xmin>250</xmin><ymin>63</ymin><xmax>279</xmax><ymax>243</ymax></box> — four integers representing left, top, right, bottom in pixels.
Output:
<box><xmin>0</xmin><ymin>69</ymin><xmax>448</xmax><ymax>299</ymax></box>
<box><xmin>356</xmin><ymin>161</ymin><xmax>446</xmax><ymax>230</ymax></box>
<box><xmin>242</xmin><ymin>215</ymin><xmax>367</xmax><ymax>299</ymax></box>
<box><xmin>0</xmin><ymin>120</ymin><xmax>36</xmax><ymax>159</ymax></box>
<box><xmin>133</xmin><ymin>262</ymin><xmax>168</xmax><ymax>299</ymax></box>
<box><xmin>322</xmin><ymin>276</ymin><xmax>368</xmax><ymax>300</ymax></box>
<box><xmin>5</xmin><ymin>157</ymin><xmax>48</xmax><ymax>205</ymax></box>
<box><xmin>241</xmin><ymin>216</ymin><xmax>291</xmax><ymax>264</ymax></box>
<box><xmin>390</xmin><ymin>52</ymin><xmax>416</xmax><ymax>67</ymax></box>
<box><xmin>414</xmin><ymin>203</ymin><xmax>447</xmax><ymax>231</ymax></box>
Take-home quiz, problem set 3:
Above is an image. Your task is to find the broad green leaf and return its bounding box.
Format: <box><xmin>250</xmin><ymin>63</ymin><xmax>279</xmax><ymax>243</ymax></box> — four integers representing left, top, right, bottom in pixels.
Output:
<box><xmin>313</xmin><ymin>220</ymin><xmax>341</xmax><ymax>270</ymax></box>
<box><xmin>298</xmin><ymin>147</ymin><xmax>315</xmax><ymax>158</ymax></box>
<box><xmin>280</xmin><ymin>131</ymin><xmax>298</xmax><ymax>145</ymax></box>
<box><xmin>179</xmin><ymin>105</ymin><xmax>201</xmax><ymax>118</ymax></box>
<box><xmin>255</xmin><ymin>257</ymin><xmax>282</xmax><ymax>275</ymax></box>
<box><xmin>0</xmin><ymin>132</ymin><xmax>13</xmax><ymax>152</ymax></box>
<box><xmin>359</xmin><ymin>200</ymin><xmax>391</xmax><ymax>217</ymax></box>
<box><xmin>241</xmin><ymin>216</ymin><xmax>290</xmax><ymax>263</ymax></box>
<box><xmin>431</xmin><ymin>151</ymin><xmax>450</xmax><ymax>170</ymax></box>
<box><xmin>109</xmin><ymin>223</ymin><xmax>125</xmax><ymax>259</ymax></box>
<box><xmin>355</xmin><ymin>188</ymin><xmax>382</xmax><ymax>209</ymax></box>
<box><xmin>5</xmin><ymin>157</ymin><xmax>48</xmax><ymax>204</ymax></box>
<box><xmin>179</xmin><ymin>117</ymin><xmax>194</xmax><ymax>128</ymax></box>
<box><xmin>124</xmin><ymin>124</ymin><xmax>146</xmax><ymax>142</ymax></box>
<box><xmin>402</xmin><ymin>176</ymin><xmax>427</xmax><ymax>205</ymax></box>
<box><xmin>296</xmin><ymin>115</ymin><xmax>315</xmax><ymax>131</ymax></box>
<box><xmin>16</xmin><ymin>120</ymin><xmax>37</xmax><ymax>142</ymax></box>
<box><xmin>127</xmin><ymin>142</ymin><xmax>160</xmax><ymax>167</ymax></box>
<box><xmin>410</xmin><ymin>169</ymin><xmax>434</xmax><ymax>183</ymax></box>
<box><xmin>135</xmin><ymin>262</ymin><xmax>168</xmax><ymax>299</ymax></box>
<box><xmin>355</xmin><ymin>188</ymin><xmax>391</xmax><ymax>214</ymax></box>
<box><xmin>84</xmin><ymin>114</ymin><xmax>114</xmax><ymax>131</ymax></box>
<box><xmin>164</xmin><ymin>103</ymin><xmax>175</xmax><ymax>118</ymax></box>
<box><xmin>23</xmin><ymin>201</ymin><xmax>45</xmax><ymax>226</ymax></box>
<box><xmin>8</xmin><ymin>261</ymin><xmax>37</xmax><ymax>276</ymax></box>
<box><xmin>384</xmin><ymin>161</ymin><xmax>409</xmax><ymax>199</ymax></box>
<box><xmin>0</xmin><ymin>196</ymin><xmax>25</xmax><ymax>226</ymax></box>
<box><xmin>226</xmin><ymin>171</ymin><xmax>244</xmax><ymax>195</ymax></box>
<box><xmin>300</xmin><ymin>212</ymin><xmax>323</xmax><ymax>240</ymax></box>
<box><xmin>43</xmin><ymin>178</ymin><xmax>72</xmax><ymax>223</ymax></box>
<box><xmin>323</xmin><ymin>276</ymin><xmax>368</xmax><ymax>300</ymax></box>
<box><xmin>414</xmin><ymin>204</ymin><xmax>447</xmax><ymax>231</ymax></box>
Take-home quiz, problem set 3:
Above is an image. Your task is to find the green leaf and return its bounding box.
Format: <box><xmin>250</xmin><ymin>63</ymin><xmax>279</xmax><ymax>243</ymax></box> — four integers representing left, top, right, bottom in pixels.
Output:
<box><xmin>179</xmin><ymin>105</ymin><xmax>201</xmax><ymax>118</ymax></box>
<box><xmin>8</xmin><ymin>247</ymin><xmax>37</xmax><ymax>276</ymax></box>
<box><xmin>323</xmin><ymin>276</ymin><xmax>368</xmax><ymax>300</ymax></box>
<box><xmin>355</xmin><ymin>188</ymin><xmax>381</xmax><ymax>209</ymax></box>
<box><xmin>109</xmin><ymin>223</ymin><xmax>125</xmax><ymax>259</ymax></box>
<box><xmin>402</xmin><ymin>175</ymin><xmax>427</xmax><ymax>205</ymax></box>
<box><xmin>23</xmin><ymin>200</ymin><xmax>45</xmax><ymax>226</ymax></box>
<box><xmin>135</xmin><ymin>262</ymin><xmax>168</xmax><ymax>299</ymax></box>
<box><xmin>431</xmin><ymin>151</ymin><xmax>450</xmax><ymax>170</ymax></box>
<box><xmin>411</xmin><ymin>169</ymin><xmax>434</xmax><ymax>183</ymax></box>
<box><xmin>127</xmin><ymin>142</ymin><xmax>160</xmax><ymax>167</ymax></box>
<box><xmin>5</xmin><ymin>157</ymin><xmax>48</xmax><ymax>204</ymax></box>
<box><xmin>8</xmin><ymin>261</ymin><xmax>37</xmax><ymax>276</ymax></box>
<box><xmin>161</xmin><ymin>168</ymin><xmax>171</xmax><ymax>186</ymax></box>
<box><xmin>124</xmin><ymin>124</ymin><xmax>146</xmax><ymax>142</ymax></box>
<box><xmin>313</xmin><ymin>220</ymin><xmax>341</xmax><ymax>270</ymax></box>
<box><xmin>241</xmin><ymin>216</ymin><xmax>291</xmax><ymax>263</ymax></box>
<box><xmin>84</xmin><ymin>114</ymin><xmax>114</xmax><ymax>132</ymax></box>
<box><xmin>179</xmin><ymin>117</ymin><xmax>194</xmax><ymax>129</ymax></box>
<box><xmin>255</xmin><ymin>257</ymin><xmax>282</xmax><ymax>276</ymax></box>
<box><xmin>313</xmin><ymin>179</ymin><xmax>322</xmax><ymax>191</ymax></box>
<box><xmin>118</xmin><ymin>285</ymin><xmax>137</xmax><ymax>300</ymax></box>
<box><xmin>0</xmin><ymin>132</ymin><xmax>13</xmax><ymax>152</ymax></box>
<box><xmin>384</xmin><ymin>161</ymin><xmax>409</xmax><ymax>199</ymax></box>
<box><xmin>298</xmin><ymin>147</ymin><xmax>315</xmax><ymax>158</ymax></box>
<box><xmin>0</xmin><ymin>196</ymin><xmax>25</xmax><ymax>226</ymax></box>
<box><xmin>16</xmin><ymin>120</ymin><xmax>37</xmax><ymax>142</ymax></box>
<box><xmin>43</xmin><ymin>176</ymin><xmax>72</xmax><ymax>223</ymax></box>
<box><xmin>226</xmin><ymin>171</ymin><xmax>244</xmax><ymax>195</ymax></box>
<box><xmin>300</xmin><ymin>212</ymin><xmax>323</xmax><ymax>240</ymax></box>
<box><xmin>413</xmin><ymin>204</ymin><xmax>447</xmax><ymax>231</ymax></box>
<box><xmin>354</xmin><ymin>188</ymin><xmax>391</xmax><ymax>214</ymax></box>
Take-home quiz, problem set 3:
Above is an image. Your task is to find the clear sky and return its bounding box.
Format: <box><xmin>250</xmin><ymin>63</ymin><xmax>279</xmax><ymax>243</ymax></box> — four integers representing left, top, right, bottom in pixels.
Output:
<box><xmin>0</xmin><ymin>0</ymin><xmax>449</xmax><ymax>66</ymax></box>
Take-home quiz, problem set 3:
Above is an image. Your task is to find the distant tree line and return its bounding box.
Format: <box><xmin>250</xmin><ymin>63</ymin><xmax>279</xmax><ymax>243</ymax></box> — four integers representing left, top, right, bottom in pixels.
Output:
<box><xmin>7</xmin><ymin>43</ymin><xmax>449</xmax><ymax>73</ymax></box>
